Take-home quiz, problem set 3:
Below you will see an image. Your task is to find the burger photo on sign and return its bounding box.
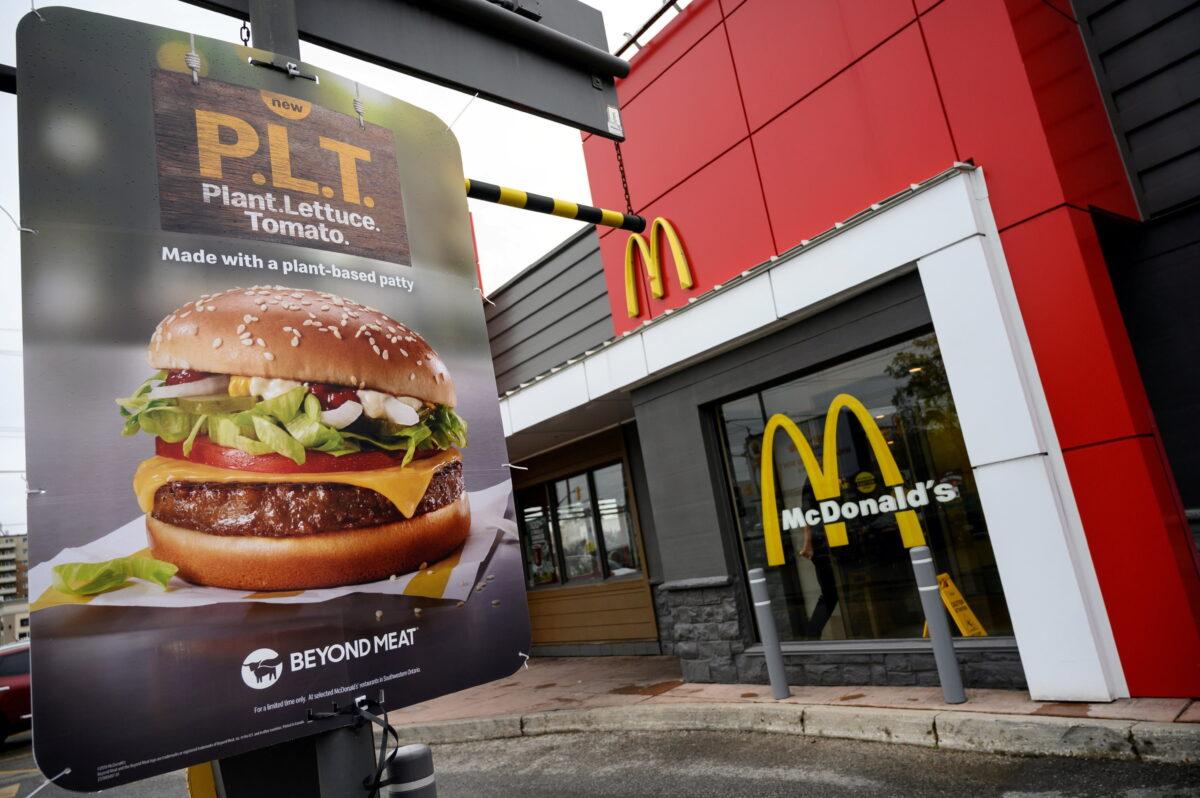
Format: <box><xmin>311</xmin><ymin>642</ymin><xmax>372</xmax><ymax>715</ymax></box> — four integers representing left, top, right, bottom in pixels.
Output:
<box><xmin>108</xmin><ymin>285</ymin><xmax>469</xmax><ymax>591</ymax></box>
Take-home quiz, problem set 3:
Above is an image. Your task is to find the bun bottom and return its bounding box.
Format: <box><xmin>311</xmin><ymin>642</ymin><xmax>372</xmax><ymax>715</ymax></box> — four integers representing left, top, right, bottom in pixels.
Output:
<box><xmin>146</xmin><ymin>494</ymin><xmax>471</xmax><ymax>591</ymax></box>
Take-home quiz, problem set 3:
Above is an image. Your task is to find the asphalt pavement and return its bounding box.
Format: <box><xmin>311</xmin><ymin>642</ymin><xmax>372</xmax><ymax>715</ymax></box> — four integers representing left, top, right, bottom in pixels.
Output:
<box><xmin>1</xmin><ymin>729</ymin><xmax>1196</xmax><ymax>796</ymax></box>
<box><xmin>430</xmin><ymin>730</ymin><xmax>1200</xmax><ymax>797</ymax></box>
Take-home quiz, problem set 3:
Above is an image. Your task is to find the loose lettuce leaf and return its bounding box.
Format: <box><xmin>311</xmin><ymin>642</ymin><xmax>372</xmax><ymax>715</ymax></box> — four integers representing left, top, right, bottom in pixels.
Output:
<box><xmin>136</xmin><ymin>404</ymin><xmax>193</xmax><ymax>442</ymax></box>
<box><xmin>252</xmin><ymin>415</ymin><xmax>307</xmax><ymax>464</ymax></box>
<box><xmin>52</xmin><ymin>556</ymin><xmax>178</xmax><ymax>596</ymax></box>
<box><xmin>255</xmin><ymin>386</ymin><xmax>308</xmax><ymax>424</ymax></box>
<box><xmin>116</xmin><ymin>370</ymin><xmax>169</xmax><ymax>437</ymax></box>
<box><xmin>284</xmin><ymin>414</ymin><xmax>355</xmax><ymax>454</ymax></box>
<box><xmin>303</xmin><ymin>393</ymin><xmax>322</xmax><ymax>421</ymax></box>
<box><xmin>182</xmin><ymin>414</ymin><xmax>207</xmax><ymax>457</ymax></box>
<box><xmin>208</xmin><ymin>416</ymin><xmax>274</xmax><ymax>456</ymax></box>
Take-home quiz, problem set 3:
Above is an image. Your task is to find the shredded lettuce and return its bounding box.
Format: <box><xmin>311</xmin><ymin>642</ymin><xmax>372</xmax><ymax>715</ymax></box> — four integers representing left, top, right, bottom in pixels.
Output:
<box><xmin>52</xmin><ymin>556</ymin><xmax>178</xmax><ymax>595</ymax></box>
<box><xmin>116</xmin><ymin>377</ymin><xmax>468</xmax><ymax>465</ymax></box>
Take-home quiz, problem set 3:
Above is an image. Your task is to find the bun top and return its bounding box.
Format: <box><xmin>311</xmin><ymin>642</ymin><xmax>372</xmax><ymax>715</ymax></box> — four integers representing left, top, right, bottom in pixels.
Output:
<box><xmin>147</xmin><ymin>286</ymin><xmax>455</xmax><ymax>406</ymax></box>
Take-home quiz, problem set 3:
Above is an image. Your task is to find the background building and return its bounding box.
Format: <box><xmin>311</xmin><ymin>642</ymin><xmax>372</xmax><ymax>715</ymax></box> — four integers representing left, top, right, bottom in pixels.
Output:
<box><xmin>491</xmin><ymin>0</ymin><xmax>1200</xmax><ymax>702</ymax></box>
<box><xmin>0</xmin><ymin>602</ymin><xmax>28</xmax><ymax>644</ymax></box>
<box><xmin>0</xmin><ymin>535</ymin><xmax>27</xmax><ymax>603</ymax></box>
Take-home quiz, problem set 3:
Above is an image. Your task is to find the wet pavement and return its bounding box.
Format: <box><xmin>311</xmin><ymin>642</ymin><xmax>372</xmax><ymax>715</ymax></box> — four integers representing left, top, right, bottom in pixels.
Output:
<box><xmin>390</xmin><ymin>655</ymin><xmax>1197</xmax><ymax>726</ymax></box>
<box><xmin>431</xmin><ymin>730</ymin><xmax>1200</xmax><ymax>797</ymax></box>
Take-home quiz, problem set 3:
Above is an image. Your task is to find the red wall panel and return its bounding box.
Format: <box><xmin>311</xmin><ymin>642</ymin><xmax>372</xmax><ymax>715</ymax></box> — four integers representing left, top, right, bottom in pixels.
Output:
<box><xmin>618</xmin><ymin>0</ymin><xmax>725</xmax><ymax>104</ymax></box>
<box><xmin>920</xmin><ymin>0</ymin><xmax>1065</xmax><ymax>229</ymax></box>
<box><xmin>615</xmin><ymin>25</ymin><xmax>749</xmax><ymax>212</ymax></box>
<box><xmin>608</xmin><ymin>141</ymin><xmax>776</xmax><ymax>335</ymax></box>
<box><xmin>726</xmin><ymin>0</ymin><xmax>916</xmax><ymax>130</ymax></box>
<box><xmin>1000</xmin><ymin>207</ymin><xmax>1155</xmax><ymax>450</ymax></box>
<box><xmin>1004</xmin><ymin>0</ymin><xmax>1138</xmax><ymax>218</ymax></box>
<box><xmin>1065</xmin><ymin>437</ymin><xmax>1200</xmax><ymax>696</ymax></box>
<box><xmin>753</xmin><ymin>26</ymin><xmax>956</xmax><ymax>253</ymax></box>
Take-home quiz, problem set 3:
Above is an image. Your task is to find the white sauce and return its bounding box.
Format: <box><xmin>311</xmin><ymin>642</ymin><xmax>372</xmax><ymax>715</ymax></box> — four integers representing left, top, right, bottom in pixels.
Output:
<box><xmin>249</xmin><ymin>377</ymin><xmax>304</xmax><ymax>400</ymax></box>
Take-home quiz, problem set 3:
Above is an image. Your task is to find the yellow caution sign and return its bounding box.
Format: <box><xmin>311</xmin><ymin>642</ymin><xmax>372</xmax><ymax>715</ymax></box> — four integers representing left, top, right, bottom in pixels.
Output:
<box><xmin>922</xmin><ymin>572</ymin><xmax>987</xmax><ymax>638</ymax></box>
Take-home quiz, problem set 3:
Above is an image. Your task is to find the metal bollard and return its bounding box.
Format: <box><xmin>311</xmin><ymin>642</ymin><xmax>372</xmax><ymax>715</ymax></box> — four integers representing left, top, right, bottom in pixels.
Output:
<box><xmin>747</xmin><ymin>568</ymin><xmax>790</xmax><ymax>700</ymax></box>
<box><xmin>909</xmin><ymin>546</ymin><xmax>966</xmax><ymax>704</ymax></box>
<box><xmin>386</xmin><ymin>744</ymin><xmax>436</xmax><ymax>797</ymax></box>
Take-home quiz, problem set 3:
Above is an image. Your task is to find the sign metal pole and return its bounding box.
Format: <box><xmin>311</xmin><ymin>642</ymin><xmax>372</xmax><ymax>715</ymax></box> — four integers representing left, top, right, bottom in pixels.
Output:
<box><xmin>909</xmin><ymin>546</ymin><xmax>967</xmax><ymax>704</ymax></box>
<box><xmin>747</xmin><ymin>568</ymin><xmax>790</xmax><ymax>700</ymax></box>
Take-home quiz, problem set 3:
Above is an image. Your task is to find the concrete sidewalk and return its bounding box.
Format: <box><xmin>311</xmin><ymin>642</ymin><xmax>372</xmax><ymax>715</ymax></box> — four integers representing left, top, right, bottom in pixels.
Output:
<box><xmin>389</xmin><ymin>657</ymin><xmax>1200</xmax><ymax>764</ymax></box>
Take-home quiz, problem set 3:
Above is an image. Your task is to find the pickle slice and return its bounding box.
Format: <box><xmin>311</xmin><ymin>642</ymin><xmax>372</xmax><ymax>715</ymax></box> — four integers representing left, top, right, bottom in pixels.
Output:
<box><xmin>176</xmin><ymin>394</ymin><xmax>258</xmax><ymax>414</ymax></box>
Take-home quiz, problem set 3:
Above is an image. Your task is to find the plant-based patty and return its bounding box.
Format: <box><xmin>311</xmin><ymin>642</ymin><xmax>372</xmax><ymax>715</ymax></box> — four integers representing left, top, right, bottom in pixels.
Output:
<box><xmin>152</xmin><ymin>460</ymin><xmax>463</xmax><ymax>538</ymax></box>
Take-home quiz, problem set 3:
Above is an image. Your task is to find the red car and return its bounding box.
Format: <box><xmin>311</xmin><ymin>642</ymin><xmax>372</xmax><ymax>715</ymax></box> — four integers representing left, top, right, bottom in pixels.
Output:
<box><xmin>0</xmin><ymin>643</ymin><xmax>30</xmax><ymax>742</ymax></box>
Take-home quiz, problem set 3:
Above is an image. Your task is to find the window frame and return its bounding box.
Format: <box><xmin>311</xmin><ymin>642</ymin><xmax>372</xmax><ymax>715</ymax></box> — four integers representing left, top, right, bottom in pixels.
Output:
<box><xmin>709</xmin><ymin>329</ymin><xmax>1013</xmax><ymax>646</ymax></box>
<box><xmin>516</xmin><ymin>458</ymin><xmax>644</xmax><ymax>592</ymax></box>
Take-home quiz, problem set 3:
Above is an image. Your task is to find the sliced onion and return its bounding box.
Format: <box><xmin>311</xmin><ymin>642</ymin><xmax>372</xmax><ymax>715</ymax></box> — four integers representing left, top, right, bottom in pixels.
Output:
<box><xmin>356</xmin><ymin>389</ymin><xmax>390</xmax><ymax>420</ymax></box>
<box><xmin>148</xmin><ymin>375</ymin><xmax>229</xmax><ymax>400</ymax></box>
<box><xmin>321</xmin><ymin>400</ymin><xmax>363</xmax><ymax>430</ymax></box>
<box><xmin>384</xmin><ymin>396</ymin><xmax>420</xmax><ymax>427</ymax></box>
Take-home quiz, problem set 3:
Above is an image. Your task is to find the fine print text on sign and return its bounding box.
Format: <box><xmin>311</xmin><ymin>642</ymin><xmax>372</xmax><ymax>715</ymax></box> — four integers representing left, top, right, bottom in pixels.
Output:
<box><xmin>153</xmin><ymin>70</ymin><xmax>410</xmax><ymax>264</ymax></box>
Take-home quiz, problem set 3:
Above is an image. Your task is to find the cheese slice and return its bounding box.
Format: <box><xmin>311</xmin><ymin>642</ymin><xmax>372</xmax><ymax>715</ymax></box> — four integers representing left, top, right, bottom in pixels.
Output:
<box><xmin>132</xmin><ymin>449</ymin><xmax>458</xmax><ymax>518</ymax></box>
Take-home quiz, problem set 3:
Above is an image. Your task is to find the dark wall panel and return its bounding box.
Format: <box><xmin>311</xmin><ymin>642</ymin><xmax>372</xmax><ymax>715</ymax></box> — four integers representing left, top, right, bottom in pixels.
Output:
<box><xmin>486</xmin><ymin>226</ymin><xmax>615</xmax><ymax>394</ymax></box>
<box><xmin>631</xmin><ymin>272</ymin><xmax>931</xmax><ymax>583</ymax></box>
<box><xmin>1097</xmin><ymin>204</ymin><xmax>1200</xmax><ymax>512</ymax></box>
<box><xmin>1075</xmin><ymin>0</ymin><xmax>1200</xmax><ymax>216</ymax></box>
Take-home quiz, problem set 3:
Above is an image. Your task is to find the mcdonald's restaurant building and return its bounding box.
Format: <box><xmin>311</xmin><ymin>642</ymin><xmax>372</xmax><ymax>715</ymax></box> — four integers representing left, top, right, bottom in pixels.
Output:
<box><xmin>487</xmin><ymin>0</ymin><xmax>1200</xmax><ymax>702</ymax></box>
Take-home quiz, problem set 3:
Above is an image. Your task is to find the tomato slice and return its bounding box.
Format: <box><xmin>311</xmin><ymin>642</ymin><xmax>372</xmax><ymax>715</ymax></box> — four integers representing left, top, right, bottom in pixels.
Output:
<box><xmin>156</xmin><ymin>436</ymin><xmax>414</xmax><ymax>473</ymax></box>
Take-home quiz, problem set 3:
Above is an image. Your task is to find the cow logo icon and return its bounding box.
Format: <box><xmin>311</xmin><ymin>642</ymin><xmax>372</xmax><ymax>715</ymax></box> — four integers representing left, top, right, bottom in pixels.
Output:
<box><xmin>241</xmin><ymin>648</ymin><xmax>283</xmax><ymax>690</ymax></box>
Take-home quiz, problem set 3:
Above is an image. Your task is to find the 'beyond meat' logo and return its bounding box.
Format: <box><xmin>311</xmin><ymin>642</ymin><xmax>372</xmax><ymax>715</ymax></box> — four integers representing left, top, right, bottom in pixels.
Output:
<box><xmin>239</xmin><ymin>628</ymin><xmax>419</xmax><ymax>690</ymax></box>
<box><xmin>241</xmin><ymin>648</ymin><xmax>284</xmax><ymax>689</ymax></box>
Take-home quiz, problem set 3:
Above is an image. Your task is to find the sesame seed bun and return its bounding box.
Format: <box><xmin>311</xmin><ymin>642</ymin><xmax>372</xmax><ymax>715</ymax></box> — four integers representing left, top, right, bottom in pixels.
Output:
<box><xmin>146</xmin><ymin>493</ymin><xmax>471</xmax><ymax>591</ymax></box>
<box><xmin>147</xmin><ymin>285</ymin><xmax>455</xmax><ymax>406</ymax></box>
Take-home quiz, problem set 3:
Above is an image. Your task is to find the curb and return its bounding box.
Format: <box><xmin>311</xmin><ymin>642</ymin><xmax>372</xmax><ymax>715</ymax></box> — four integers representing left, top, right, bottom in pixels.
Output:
<box><xmin>390</xmin><ymin>703</ymin><xmax>1200</xmax><ymax>764</ymax></box>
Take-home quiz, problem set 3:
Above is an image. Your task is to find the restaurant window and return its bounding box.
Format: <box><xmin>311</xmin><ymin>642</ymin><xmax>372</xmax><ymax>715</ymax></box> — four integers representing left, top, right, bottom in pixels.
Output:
<box><xmin>717</xmin><ymin>333</ymin><xmax>1013</xmax><ymax>641</ymax></box>
<box><xmin>516</xmin><ymin>462</ymin><xmax>641</xmax><ymax>589</ymax></box>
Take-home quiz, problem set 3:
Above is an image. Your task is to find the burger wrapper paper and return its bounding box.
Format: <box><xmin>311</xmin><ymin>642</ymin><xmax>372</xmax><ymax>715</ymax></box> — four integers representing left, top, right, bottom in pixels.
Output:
<box><xmin>28</xmin><ymin>481</ymin><xmax>516</xmax><ymax>610</ymax></box>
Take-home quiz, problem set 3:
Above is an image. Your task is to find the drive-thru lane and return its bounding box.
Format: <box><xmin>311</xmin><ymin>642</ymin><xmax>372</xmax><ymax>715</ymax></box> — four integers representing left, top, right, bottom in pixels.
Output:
<box><xmin>431</xmin><ymin>730</ymin><xmax>1199</xmax><ymax>797</ymax></box>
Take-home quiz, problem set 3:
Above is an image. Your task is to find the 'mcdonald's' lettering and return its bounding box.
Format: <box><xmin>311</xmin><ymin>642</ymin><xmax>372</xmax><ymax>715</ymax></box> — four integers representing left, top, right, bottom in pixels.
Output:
<box><xmin>760</xmin><ymin>394</ymin><xmax>927</xmax><ymax>566</ymax></box>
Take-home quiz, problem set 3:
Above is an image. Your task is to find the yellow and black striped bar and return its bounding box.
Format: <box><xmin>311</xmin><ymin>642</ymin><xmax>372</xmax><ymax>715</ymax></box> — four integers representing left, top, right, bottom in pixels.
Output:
<box><xmin>465</xmin><ymin>178</ymin><xmax>646</xmax><ymax>233</ymax></box>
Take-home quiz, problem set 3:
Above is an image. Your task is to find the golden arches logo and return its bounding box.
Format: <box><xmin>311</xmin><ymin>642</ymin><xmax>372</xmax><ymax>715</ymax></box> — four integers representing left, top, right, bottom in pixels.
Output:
<box><xmin>624</xmin><ymin>217</ymin><xmax>694</xmax><ymax>318</ymax></box>
<box><xmin>760</xmin><ymin>394</ymin><xmax>927</xmax><ymax>566</ymax></box>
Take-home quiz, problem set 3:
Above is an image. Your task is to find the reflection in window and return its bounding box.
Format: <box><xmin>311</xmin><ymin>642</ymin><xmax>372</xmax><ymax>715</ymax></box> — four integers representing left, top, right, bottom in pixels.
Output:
<box><xmin>518</xmin><ymin>488</ymin><xmax>559</xmax><ymax>588</ymax></box>
<box><xmin>555</xmin><ymin>475</ymin><xmax>602</xmax><ymax>581</ymax></box>
<box><xmin>594</xmin><ymin>464</ymin><xmax>639</xmax><ymax>576</ymax></box>
<box><xmin>514</xmin><ymin>462</ymin><xmax>642</xmax><ymax>589</ymax></box>
<box><xmin>718</xmin><ymin>333</ymin><xmax>1013</xmax><ymax>642</ymax></box>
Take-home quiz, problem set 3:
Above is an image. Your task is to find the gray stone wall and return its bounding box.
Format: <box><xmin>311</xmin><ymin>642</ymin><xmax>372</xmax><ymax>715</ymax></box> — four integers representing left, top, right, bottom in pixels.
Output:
<box><xmin>654</xmin><ymin>578</ymin><xmax>1027</xmax><ymax>691</ymax></box>
<box><xmin>654</xmin><ymin>578</ymin><xmax>746</xmax><ymax>683</ymax></box>
<box><xmin>734</xmin><ymin>648</ymin><xmax>1027</xmax><ymax>691</ymax></box>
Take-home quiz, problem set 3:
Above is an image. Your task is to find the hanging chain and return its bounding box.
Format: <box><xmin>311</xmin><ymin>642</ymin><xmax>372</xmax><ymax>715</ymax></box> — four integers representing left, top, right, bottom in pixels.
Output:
<box><xmin>240</xmin><ymin>19</ymin><xmax>251</xmax><ymax>46</ymax></box>
<box><xmin>614</xmin><ymin>142</ymin><xmax>633</xmax><ymax>216</ymax></box>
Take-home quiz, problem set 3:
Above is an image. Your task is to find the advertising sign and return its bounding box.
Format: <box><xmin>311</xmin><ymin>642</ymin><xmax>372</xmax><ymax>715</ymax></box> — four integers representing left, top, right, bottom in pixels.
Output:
<box><xmin>17</xmin><ymin>8</ymin><xmax>529</xmax><ymax>791</ymax></box>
